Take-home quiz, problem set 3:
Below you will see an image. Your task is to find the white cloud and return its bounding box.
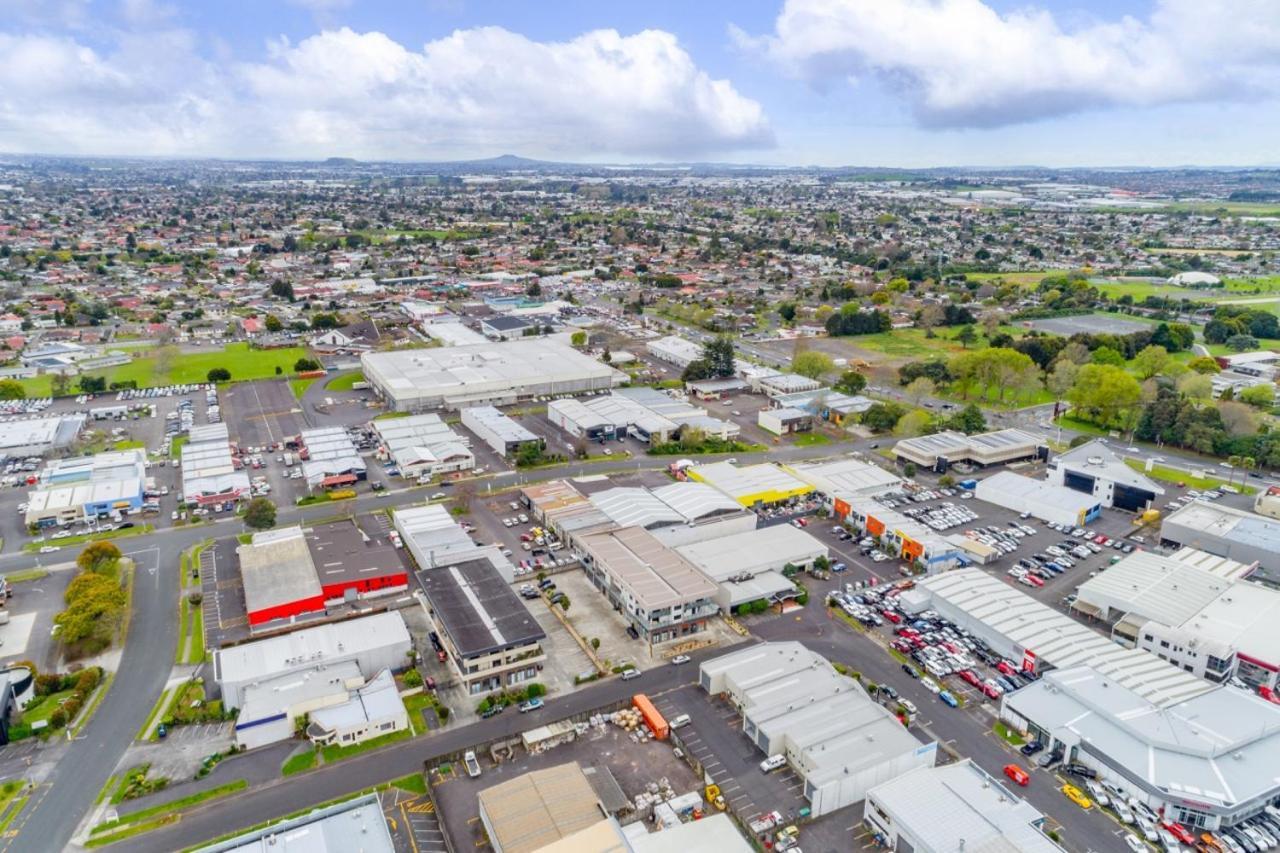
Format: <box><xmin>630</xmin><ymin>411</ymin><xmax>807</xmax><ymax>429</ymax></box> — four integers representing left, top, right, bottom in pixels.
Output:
<box><xmin>747</xmin><ymin>0</ymin><xmax>1280</xmax><ymax>127</ymax></box>
<box><xmin>0</xmin><ymin>25</ymin><xmax>770</xmax><ymax>160</ymax></box>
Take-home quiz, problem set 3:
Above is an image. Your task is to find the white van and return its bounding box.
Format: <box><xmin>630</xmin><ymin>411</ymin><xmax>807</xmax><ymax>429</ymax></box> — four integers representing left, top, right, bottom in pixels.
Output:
<box><xmin>669</xmin><ymin>714</ymin><xmax>691</xmax><ymax>729</ymax></box>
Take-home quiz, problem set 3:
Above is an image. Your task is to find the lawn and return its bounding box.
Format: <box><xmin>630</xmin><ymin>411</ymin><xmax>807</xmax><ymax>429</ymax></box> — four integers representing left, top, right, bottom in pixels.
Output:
<box><xmin>1123</xmin><ymin>459</ymin><xmax>1255</xmax><ymax>494</ymax></box>
<box><xmin>90</xmin><ymin>780</ymin><xmax>246</xmax><ymax>837</ymax></box>
<box><xmin>23</xmin><ymin>524</ymin><xmax>153</xmax><ymax>553</ymax></box>
<box><xmin>319</xmin><ymin>728</ymin><xmax>411</xmax><ymax>764</ymax></box>
<box><xmin>24</xmin><ymin>689</ymin><xmax>76</xmax><ymax>724</ymax></box>
<box><xmin>16</xmin><ymin>343</ymin><xmax>315</xmax><ymax>397</ymax></box>
<box><xmin>325</xmin><ymin>371</ymin><xmax>364</xmax><ymax>392</ymax></box>
<box><xmin>791</xmin><ymin>432</ymin><xmax>831</xmax><ymax>447</ymax></box>
<box><xmin>281</xmin><ymin>749</ymin><xmax>318</xmax><ymax>777</ymax></box>
<box><xmin>289</xmin><ymin>376</ymin><xmax>320</xmax><ymax>400</ymax></box>
<box><xmin>965</xmin><ymin>270</ymin><xmax>1062</xmax><ymax>288</ymax></box>
<box><xmin>994</xmin><ymin>721</ymin><xmax>1026</xmax><ymax>746</ymax></box>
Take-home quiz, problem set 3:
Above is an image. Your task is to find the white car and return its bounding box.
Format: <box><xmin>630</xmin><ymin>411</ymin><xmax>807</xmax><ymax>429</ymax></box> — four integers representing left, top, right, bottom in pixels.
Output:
<box><xmin>38</xmin><ymin>546</ymin><xmax>60</xmax><ymax>553</ymax></box>
<box><xmin>759</xmin><ymin>754</ymin><xmax>787</xmax><ymax>773</ymax></box>
<box><xmin>1123</xmin><ymin>834</ymin><xmax>1145</xmax><ymax>852</ymax></box>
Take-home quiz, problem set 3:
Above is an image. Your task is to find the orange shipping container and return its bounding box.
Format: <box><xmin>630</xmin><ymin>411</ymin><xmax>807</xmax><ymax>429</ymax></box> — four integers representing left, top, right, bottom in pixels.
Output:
<box><xmin>632</xmin><ymin>693</ymin><xmax>668</xmax><ymax>740</ymax></box>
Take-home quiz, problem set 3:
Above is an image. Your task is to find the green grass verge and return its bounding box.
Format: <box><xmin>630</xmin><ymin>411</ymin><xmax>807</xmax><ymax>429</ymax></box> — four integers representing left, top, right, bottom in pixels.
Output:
<box><xmin>1123</xmin><ymin>458</ymin><xmax>1255</xmax><ymax>494</ymax></box>
<box><xmin>5</xmin><ymin>568</ymin><xmax>47</xmax><ymax>584</ymax></box>
<box><xmin>23</xmin><ymin>689</ymin><xmax>76</xmax><ymax>724</ymax></box>
<box><xmin>373</xmin><ymin>410</ymin><xmax>411</xmax><ymax>420</ymax></box>
<box><xmin>169</xmin><ymin>434</ymin><xmax>187</xmax><ymax>458</ymax></box>
<box><xmin>391</xmin><ymin>773</ymin><xmax>427</xmax><ymax>796</ymax></box>
<box><xmin>325</xmin><ymin>371</ymin><xmax>363</xmax><ymax>392</ymax></box>
<box><xmin>110</xmin><ymin>765</ymin><xmax>149</xmax><ymax>806</ymax></box>
<box><xmin>791</xmin><ymin>432</ymin><xmax>831</xmax><ymax>447</ymax></box>
<box><xmin>319</xmin><ymin>728</ymin><xmax>411</xmax><ymax>764</ymax></box>
<box><xmin>404</xmin><ymin>693</ymin><xmax>438</xmax><ymax>736</ymax></box>
<box><xmin>0</xmin><ymin>794</ymin><xmax>28</xmax><ymax>836</ymax></box>
<box><xmin>136</xmin><ymin>688</ymin><xmax>175</xmax><ymax>741</ymax></box>
<box><xmin>85</xmin><ymin>814</ymin><xmax>179</xmax><ymax>847</ymax></box>
<box><xmin>95</xmin><ymin>775</ymin><xmax>119</xmax><ymax>807</ymax></box>
<box><xmin>281</xmin><ymin>749</ymin><xmax>318</xmax><ymax>777</ymax></box>
<box><xmin>994</xmin><ymin>721</ymin><xmax>1027</xmax><ymax>746</ymax></box>
<box><xmin>23</xmin><ymin>524</ymin><xmax>153</xmax><ymax>553</ymax></box>
<box><xmin>289</xmin><ymin>376</ymin><xmax>320</xmax><ymax>400</ymax></box>
<box><xmin>91</xmin><ymin>780</ymin><xmax>247</xmax><ymax>837</ymax></box>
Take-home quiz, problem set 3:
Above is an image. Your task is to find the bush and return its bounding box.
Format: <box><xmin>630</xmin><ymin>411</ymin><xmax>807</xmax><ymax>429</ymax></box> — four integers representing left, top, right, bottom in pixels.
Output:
<box><xmin>34</xmin><ymin>673</ymin><xmax>63</xmax><ymax>697</ymax></box>
<box><xmin>525</xmin><ymin>683</ymin><xmax>546</xmax><ymax>698</ymax></box>
<box><xmin>49</xmin><ymin>707</ymin><xmax>67</xmax><ymax>729</ymax></box>
<box><xmin>402</xmin><ymin>669</ymin><xmax>423</xmax><ymax>688</ymax></box>
<box><xmin>590</xmin><ymin>637</ymin><xmax>600</xmax><ymax>650</ymax></box>
<box><xmin>437</xmin><ymin>706</ymin><xmax>450</xmax><ymax>722</ymax></box>
<box><xmin>242</xmin><ymin>497</ymin><xmax>277</xmax><ymax>530</ymax></box>
<box><xmin>558</xmin><ymin>595</ymin><xmax>570</xmax><ymax>611</ymax></box>
<box><xmin>207</xmin><ymin>367</ymin><xmax>231</xmax><ymax>382</ymax></box>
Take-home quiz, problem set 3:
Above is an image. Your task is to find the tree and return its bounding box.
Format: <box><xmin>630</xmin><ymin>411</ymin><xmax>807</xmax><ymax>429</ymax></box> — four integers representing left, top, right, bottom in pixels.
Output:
<box><xmin>1220</xmin><ymin>403</ymin><xmax>1260</xmax><ymax>438</ymax></box>
<box><xmin>946</xmin><ymin>404</ymin><xmax>987</xmax><ymax>434</ymax></box>
<box><xmin>50</xmin><ymin>372</ymin><xmax>71</xmax><ymax>397</ymax></box>
<box><xmin>264</xmin><ymin>314</ymin><xmax>283</xmax><ymax>333</ymax></box>
<box><xmin>1047</xmin><ymin>359</ymin><xmax>1079</xmax><ymax>403</ymax></box>
<box><xmin>56</xmin><ymin>572</ymin><xmax>126</xmax><ymax>652</ymax></box>
<box><xmin>78</xmin><ymin>375</ymin><xmax>107</xmax><ymax>393</ymax></box>
<box><xmin>0</xmin><ymin>379</ymin><xmax>24</xmax><ymax>400</ymax></box>
<box><xmin>1239</xmin><ymin>383</ymin><xmax>1275</xmax><ymax>409</ymax></box>
<box><xmin>270</xmin><ymin>280</ymin><xmax>295</xmax><ymax>300</ymax></box>
<box><xmin>1132</xmin><ymin>345</ymin><xmax>1171</xmax><ymax>380</ymax></box>
<box><xmin>1091</xmin><ymin>346</ymin><xmax>1125</xmax><ymax>366</ymax></box>
<box><xmin>699</xmin><ymin>335</ymin><xmax>736</xmax><ymax>378</ymax></box>
<box><xmin>1226</xmin><ymin>334</ymin><xmax>1260</xmax><ymax>352</ymax></box>
<box><xmin>154</xmin><ymin>344</ymin><xmax>179</xmax><ymax>378</ymax></box>
<box><xmin>893</xmin><ymin>410</ymin><xmax>934</xmax><ymax>438</ymax></box>
<box><xmin>242</xmin><ymin>497</ymin><xmax>276</xmax><ymax>530</ymax></box>
<box><xmin>294</xmin><ymin>358</ymin><xmax>321</xmax><ymax>372</ymax></box>
<box><xmin>791</xmin><ymin>351</ymin><xmax>834</xmax><ymax>380</ymax></box>
<box><xmin>207</xmin><ymin>367</ymin><xmax>231</xmax><ymax>382</ymax></box>
<box><xmin>777</xmin><ymin>302</ymin><xmax>797</xmax><ymax>323</ymax></box>
<box><xmin>834</xmin><ymin>370</ymin><xmax>867</xmax><ymax>395</ymax></box>
<box><xmin>1067</xmin><ymin>364</ymin><xmax>1142</xmax><ymax>428</ymax></box>
<box><xmin>1176</xmin><ymin>372</ymin><xmax>1213</xmax><ymax>402</ymax></box>
<box><xmin>955</xmin><ymin>325</ymin><xmax>978</xmax><ymax>348</ymax></box>
<box><xmin>570</xmin><ymin>331</ymin><xmax>588</xmax><ymax>348</ymax></box>
<box><xmin>310</xmin><ymin>313</ymin><xmax>339</xmax><ymax>330</ymax></box>
<box><xmin>1187</xmin><ymin>356</ymin><xmax>1221</xmax><ymax>375</ymax></box>
<box><xmin>76</xmin><ymin>542</ymin><xmax>122</xmax><ymax>575</ymax></box>
<box><xmin>861</xmin><ymin>402</ymin><xmax>906</xmax><ymax>432</ymax></box>
<box><xmin>905</xmin><ymin>377</ymin><xmax>935</xmax><ymax>405</ymax></box>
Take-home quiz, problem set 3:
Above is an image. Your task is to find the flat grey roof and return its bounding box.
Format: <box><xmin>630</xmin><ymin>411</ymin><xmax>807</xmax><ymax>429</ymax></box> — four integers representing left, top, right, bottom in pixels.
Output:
<box><xmin>238</xmin><ymin>527</ymin><xmax>321</xmax><ymax>614</ymax></box>
<box><xmin>869</xmin><ymin>760</ymin><xmax>1059</xmax><ymax>853</ymax></box>
<box><xmin>418</xmin><ymin>557</ymin><xmax>545</xmax><ymax>658</ymax></box>
<box><xmin>1007</xmin><ymin>665</ymin><xmax>1280</xmax><ymax>811</ymax></box>
<box><xmin>195</xmin><ymin>793</ymin><xmax>395</xmax><ymax>853</ymax></box>
<box><xmin>579</xmin><ymin>526</ymin><xmax>717</xmax><ymax>610</ymax></box>
<box><xmin>915</xmin><ymin>568</ymin><xmax>1212</xmax><ymax>708</ymax></box>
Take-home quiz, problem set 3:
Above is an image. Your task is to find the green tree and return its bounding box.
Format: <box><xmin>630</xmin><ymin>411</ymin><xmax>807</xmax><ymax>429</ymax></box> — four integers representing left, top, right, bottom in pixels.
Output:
<box><xmin>777</xmin><ymin>302</ymin><xmax>797</xmax><ymax>323</ymax></box>
<box><xmin>1176</xmin><ymin>372</ymin><xmax>1214</xmax><ymax>402</ymax></box>
<box><xmin>242</xmin><ymin>497</ymin><xmax>276</xmax><ymax>530</ymax></box>
<box><xmin>834</xmin><ymin>370</ymin><xmax>867</xmax><ymax>395</ymax></box>
<box><xmin>1187</xmin><ymin>356</ymin><xmax>1221</xmax><ymax>375</ymax></box>
<box><xmin>570</xmin><ymin>331</ymin><xmax>588</xmax><ymax>348</ymax></box>
<box><xmin>1132</xmin><ymin>345</ymin><xmax>1171</xmax><ymax>380</ymax></box>
<box><xmin>1226</xmin><ymin>334</ymin><xmax>1261</xmax><ymax>352</ymax></box>
<box><xmin>946</xmin><ymin>404</ymin><xmax>987</xmax><ymax>434</ymax></box>
<box><xmin>1239</xmin><ymin>383</ymin><xmax>1275</xmax><ymax>409</ymax></box>
<box><xmin>699</xmin><ymin>335</ymin><xmax>736</xmax><ymax>378</ymax></box>
<box><xmin>955</xmin><ymin>325</ymin><xmax>977</xmax><ymax>348</ymax></box>
<box><xmin>310</xmin><ymin>313</ymin><xmax>339</xmax><ymax>330</ymax></box>
<box><xmin>207</xmin><ymin>367</ymin><xmax>231</xmax><ymax>382</ymax></box>
<box><xmin>1090</xmin><ymin>346</ymin><xmax>1125</xmax><ymax>367</ymax></box>
<box><xmin>0</xmin><ymin>379</ymin><xmax>24</xmax><ymax>400</ymax></box>
<box><xmin>294</xmin><ymin>358</ymin><xmax>321</xmax><ymax>372</ymax></box>
<box><xmin>905</xmin><ymin>377</ymin><xmax>935</xmax><ymax>405</ymax></box>
<box><xmin>1067</xmin><ymin>364</ymin><xmax>1142</xmax><ymax>428</ymax></box>
<box><xmin>791</xmin><ymin>350</ymin><xmax>834</xmax><ymax>380</ymax></box>
<box><xmin>893</xmin><ymin>410</ymin><xmax>934</xmax><ymax>438</ymax></box>
<box><xmin>264</xmin><ymin>314</ymin><xmax>283</xmax><ymax>333</ymax></box>
<box><xmin>861</xmin><ymin>402</ymin><xmax>906</xmax><ymax>432</ymax></box>
<box><xmin>76</xmin><ymin>541</ymin><xmax>122</xmax><ymax>575</ymax></box>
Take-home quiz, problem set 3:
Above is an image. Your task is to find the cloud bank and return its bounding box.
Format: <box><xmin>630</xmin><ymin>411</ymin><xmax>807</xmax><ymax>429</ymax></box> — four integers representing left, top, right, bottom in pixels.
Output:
<box><xmin>0</xmin><ymin>25</ymin><xmax>773</xmax><ymax>159</ymax></box>
<box><xmin>746</xmin><ymin>0</ymin><xmax>1280</xmax><ymax>127</ymax></box>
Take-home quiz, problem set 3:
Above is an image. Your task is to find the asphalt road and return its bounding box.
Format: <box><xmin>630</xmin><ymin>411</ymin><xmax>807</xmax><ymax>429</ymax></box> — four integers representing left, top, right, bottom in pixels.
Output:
<box><xmin>126</xmin><ymin>646</ymin><xmax>723</xmax><ymax>852</ymax></box>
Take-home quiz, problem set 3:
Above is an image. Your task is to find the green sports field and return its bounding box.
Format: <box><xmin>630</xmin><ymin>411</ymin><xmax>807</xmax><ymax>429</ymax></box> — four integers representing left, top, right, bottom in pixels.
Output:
<box><xmin>16</xmin><ymin>343</ymin><xmax>315</xmax><ymax>397</ymax></box>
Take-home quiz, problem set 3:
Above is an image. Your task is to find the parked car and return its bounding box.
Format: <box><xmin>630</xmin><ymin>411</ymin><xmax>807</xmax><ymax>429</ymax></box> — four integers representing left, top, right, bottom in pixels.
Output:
<box><xmin>1061</xmin><ymin>784</ymin><xmax>1093</xmax><ymax>810</ymax></box>
<box><xmin>760</xmin><ymin>754</ymin><xmax>787</xmax><ymax>773</ymax></box>
<box><xmin>670</xmin><ymin>655</ymin><xmax>691</xmax><ymax>666</ymax></box>
<box><xmin>518</xmin><ymin>698</ymin><xmax>544</xmax><ymax>713</ymax></box>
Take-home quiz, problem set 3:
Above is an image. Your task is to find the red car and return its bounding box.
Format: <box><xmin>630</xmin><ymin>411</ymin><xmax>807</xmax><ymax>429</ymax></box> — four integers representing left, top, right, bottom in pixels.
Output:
<box><xmin>891</xmin><ymin>639</ymin><xmax>913</xmax><ymax>653</ymax></box>
<box><xmin>1162</xmin><ymin>822</ymin><xmax>1195</xmax><ymax>845</ymax></box>
<box><xmin>881</xmin><ymin>610</ymin><xmax>903</xmax><ymax>624</ymax></box>
<box><xmin>997</xmin><ymin>660</ymin><xmax>1016</xmax><ymax>677</ymax></box>
<box><xmin>981</xmin><ymin>682</ymin><xmax>1002</xmax><ymax>699</ymax></box>
<box><xmin>894</xmin><ymin>626</ymin><xmax>918</xmax><ymax>637</ymax></box>
<box><xmin>959</xmin><ymin>669</ymin><xmax>981</xmax><ymax>687</ymax></box>
<box><xmin>941</xmin><ymin>641</ymin><xmax>960</xmax><ymax>654</ymax></box>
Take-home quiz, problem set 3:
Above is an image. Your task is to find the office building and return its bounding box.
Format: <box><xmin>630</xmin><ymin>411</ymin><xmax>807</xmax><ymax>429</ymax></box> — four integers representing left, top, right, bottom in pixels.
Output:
<box><xmin>1046</xmin><ymin>439</ymin><xmax>1163</xmax><ymax>511</ymax></box>
<box><xmin>24</xmin><ymin>448</ymin><xmax>147</xmax><ymax>528</ymax></box>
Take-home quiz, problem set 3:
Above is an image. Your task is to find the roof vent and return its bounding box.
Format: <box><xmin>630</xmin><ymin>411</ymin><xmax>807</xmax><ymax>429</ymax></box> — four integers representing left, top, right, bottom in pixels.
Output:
<box><xmin>1086</xmin><ymin>456</ymin><xmax>1104</xmax><ymax>466</ymax></box>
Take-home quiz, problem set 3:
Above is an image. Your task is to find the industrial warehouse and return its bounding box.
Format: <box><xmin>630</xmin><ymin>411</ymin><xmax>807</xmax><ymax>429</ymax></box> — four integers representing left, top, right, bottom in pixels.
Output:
<box><xmin>24</xmin><ymin>448</ymin><xmax>148</xmax><ymax>527</ymax></box>
<box><xmin>893</xmin><ymin>428</ymin><xmax>1046</xmax><ymax>472</ymax></box>
<box><xmin>1160</xmin><ymin>500</ymin><xmax>1280</xmax><ymax>573</ymax></box>
<box><xmin>360</xmin><ymin>338</ymin><xmax>625</xmax><ymax>411</ymax></box>
<box><xmin>699</xmin><ymin>643</ymin><xmax>936</xmax><ymax>818</ymax></box>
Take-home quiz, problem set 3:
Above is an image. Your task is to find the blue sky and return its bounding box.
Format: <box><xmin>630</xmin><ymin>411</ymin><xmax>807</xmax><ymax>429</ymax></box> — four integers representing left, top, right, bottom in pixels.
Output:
<box><xmin>0</xmin><ymin>0</ymin><xmax>1277</xmax><ymax>166</ymax></box>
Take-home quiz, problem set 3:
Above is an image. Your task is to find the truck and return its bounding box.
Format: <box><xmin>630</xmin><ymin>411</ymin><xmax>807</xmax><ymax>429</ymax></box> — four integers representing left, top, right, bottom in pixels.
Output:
<box><xmin>748</xmin><ymin>811</ymin><xmax>783</xmax><ymax>835</ymax></box>
<box><xmin>282</xmin><ymin>452</ymin><xmax>294</xmax><ymax>466</ymax></box>
<box><xmin>958</xmin><ymin>478</ymin><xmax>978</xmax><ymax>490</ymax></box>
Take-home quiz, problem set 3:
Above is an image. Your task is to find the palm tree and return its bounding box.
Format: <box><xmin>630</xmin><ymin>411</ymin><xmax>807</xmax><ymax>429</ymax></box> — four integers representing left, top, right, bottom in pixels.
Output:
<box><xmin>1227</xmin><ymin>455</ymin><xmax>1242</xmax><ymax>487</ymax></box>
<box><xmin>1243</xmin><ymin>456</ymin><xmax>1257</xmax><ymax>487</ymax></box>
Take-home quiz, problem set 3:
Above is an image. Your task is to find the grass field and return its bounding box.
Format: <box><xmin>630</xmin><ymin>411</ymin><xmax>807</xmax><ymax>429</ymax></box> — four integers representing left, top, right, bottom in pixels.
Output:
<box><xmin>791</xmin><ymin>432</ymin><xmax>831</xmax><ymax>447</ymax></box>
<box><xmin>289</xmin><ymin>376</ymin><xmax>321</xmax><ymax>400</ymax></box>
<box><xmin>15</xmin><ymin>343</ymin><xmax>314</xmax><ymax>397</ymax></box>
<box><xmin>965</xmin><ymin>270</ymin><xmax>1062</xmax><ymax>288</ymax></box>
<box><xmin>325</xmin><ymin>371</ymin><xmax>363</xmax><ymax>392</ymax></box>
<box><xmin>1124</xmin><ymin>459</ymin><xmax>1255</xmax><ymax>494</ymax></box>
<box><xmin>845</xmin><ymin>326</ymin><xmax>1020</xmax><ymax>361</ymax></box>
<box><xmin>281</xmin><ymin>749</ymin><xmax>318</xmax><ymax>777</ymax></box>
<box><xmin>1158</xmin><ymin>201</ymin><xmax>1280</xmax><ymax>217</ymax></box>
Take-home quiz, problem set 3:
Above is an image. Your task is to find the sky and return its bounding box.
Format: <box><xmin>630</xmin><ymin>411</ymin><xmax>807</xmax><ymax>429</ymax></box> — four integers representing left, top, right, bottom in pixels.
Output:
<box><xmin>0</xmin><ymin>0</ymin><xmax>1278</xmax><ymax>167</ymax></box>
